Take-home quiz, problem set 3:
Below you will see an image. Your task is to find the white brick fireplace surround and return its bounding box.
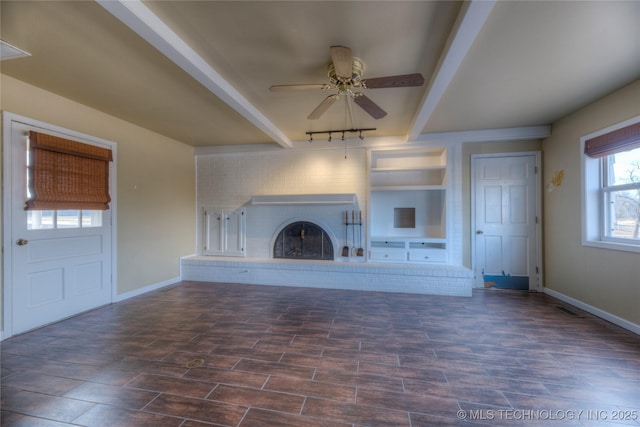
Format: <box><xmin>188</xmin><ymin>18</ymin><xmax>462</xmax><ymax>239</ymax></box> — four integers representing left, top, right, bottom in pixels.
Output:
<box><xmin>182</xmin><ymin>146</ymin><xmax>473</xmax><ymax>297</ymax></box>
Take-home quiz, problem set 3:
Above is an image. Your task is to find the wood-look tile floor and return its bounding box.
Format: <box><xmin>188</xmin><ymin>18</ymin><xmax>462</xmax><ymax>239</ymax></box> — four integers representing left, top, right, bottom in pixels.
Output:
<box><xmin>1</xmin><ymin>282</ymin><xmax>639</xmax><ymax>426</ymax></box>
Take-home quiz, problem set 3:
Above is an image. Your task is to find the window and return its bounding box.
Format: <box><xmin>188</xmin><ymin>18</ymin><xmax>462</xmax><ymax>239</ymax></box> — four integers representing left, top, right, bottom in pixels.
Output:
<box><xmin>27</xmin><ymin>210</ymin><xmax>103</xmax><ymax>230</ymax></box>
<box><xmin>603</xmin><ymin>147</ymin><xmax>640</xmax><ymax>241</ymax></box>
<box><xmin>582</xmin><ymin>116</ymin><xmax>640</xmax><ymax>252</ymax></box>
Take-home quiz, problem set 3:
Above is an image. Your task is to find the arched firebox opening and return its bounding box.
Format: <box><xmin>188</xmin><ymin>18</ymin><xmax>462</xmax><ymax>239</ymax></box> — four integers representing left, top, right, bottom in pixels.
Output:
<box><xmin>273</xmin><ymin>221</ymin><xmax>334</xmax><ymax>260</ymax></box>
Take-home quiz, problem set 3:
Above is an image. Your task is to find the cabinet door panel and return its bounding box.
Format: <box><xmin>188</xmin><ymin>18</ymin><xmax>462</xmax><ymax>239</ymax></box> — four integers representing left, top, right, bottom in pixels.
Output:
<box><xmin>204</xmin><ymin>210</ymin><xmax>224</xmax><ymax>255</ymax></box>
<box><xmin>408</xmin><ymin>248</ymin><xmax>447</xmax><ymax>263</ymax></box>
<box><xmin>369</xmin><ymin>249</ymin><xmax>406</xmax><ymax>262</ymax></box>
<box><xmin>225</xmin><ymin>209</ymin><xmax>245</xmax><ymax>256</ymax></box>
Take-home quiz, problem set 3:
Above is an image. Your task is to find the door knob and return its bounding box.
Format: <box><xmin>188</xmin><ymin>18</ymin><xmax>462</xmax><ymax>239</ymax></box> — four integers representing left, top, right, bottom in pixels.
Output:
<box><xmin>16</xmin><ymin>238</ymin><xmax>29</xmax><ymax>246</ymax></box>
<box><xmin>476</xmin><ymin>230</ymin><xmax>483</xmax><ymax>235</ymax></box>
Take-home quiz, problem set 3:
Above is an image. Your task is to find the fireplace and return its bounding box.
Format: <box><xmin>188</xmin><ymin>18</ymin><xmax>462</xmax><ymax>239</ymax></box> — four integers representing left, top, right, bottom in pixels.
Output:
<box><xmin>273</xmin><ymin>221</ymin><xmax>334</xmax><ymax>260</ymax></box>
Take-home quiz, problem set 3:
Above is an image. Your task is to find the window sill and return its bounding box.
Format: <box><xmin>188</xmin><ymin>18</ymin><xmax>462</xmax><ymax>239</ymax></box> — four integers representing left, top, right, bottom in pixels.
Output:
<box><xmin>582</xmin><ymin>239</ymin><xmax>640</xmax><ymax>254</ymax></box>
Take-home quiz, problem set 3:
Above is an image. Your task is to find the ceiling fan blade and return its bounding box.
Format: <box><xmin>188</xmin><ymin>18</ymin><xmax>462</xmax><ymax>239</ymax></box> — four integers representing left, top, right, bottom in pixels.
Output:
<box><xmin>270</xmin><ymin>84</ymin><xmax>329</xmax><ymax>92</ymax></box>
<box><xmin>308</xmin><ymin>94</ymin><xmax>339</xmax><ymax>120</ymax></box>
<box><xmin>331</xmin><ymin>45</ymin><xmax>353</xmax><ymax>80</ymax></box>
<box><xmin>363</xmin><ymin>73</ymin><xmax>425</xmax><ymax>89</ymax></box>
<box><xmin>353</xmin><ymin>94</ymin><xmax>387</xmax><ymax>119</ymax></box>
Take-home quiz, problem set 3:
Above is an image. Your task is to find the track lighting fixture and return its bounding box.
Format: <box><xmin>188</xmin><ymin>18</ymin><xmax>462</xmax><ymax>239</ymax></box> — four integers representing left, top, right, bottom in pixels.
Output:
<box><xmin>305</xmin><ymin>127</ymin><xmax>375</xmax><ymax>143</ymax></box>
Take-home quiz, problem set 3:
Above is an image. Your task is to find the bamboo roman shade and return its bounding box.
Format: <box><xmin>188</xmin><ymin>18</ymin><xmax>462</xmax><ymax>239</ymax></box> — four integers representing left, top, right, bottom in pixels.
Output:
<box><xmin>25</xmin><ymin>131</ymin><xmax>113</xmax><ymax>210</ymax></box>
<box><xmin>584</xmin><ymin>121</ymin><xmax>640</xmax><ymax>158</ymax></box>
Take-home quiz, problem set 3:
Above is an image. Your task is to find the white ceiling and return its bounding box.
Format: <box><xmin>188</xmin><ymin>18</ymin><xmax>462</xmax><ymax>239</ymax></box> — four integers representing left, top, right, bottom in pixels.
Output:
<box><xmin>1</xmin><ymin>1</ymin><xmax>638</xmax><ymax>148</ymax></box>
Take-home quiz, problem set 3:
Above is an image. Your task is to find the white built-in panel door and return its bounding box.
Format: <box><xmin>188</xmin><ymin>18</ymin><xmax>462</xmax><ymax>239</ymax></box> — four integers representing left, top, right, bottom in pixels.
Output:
<box><xmin>224</xmin><ymin>208</ymin><xmax>245</xmax><ymax>256</ymax></box>
<box><xmin>204</xmin><ymin>208</ymin><xmax>245</xmax><ymax>256</ymax></box>
<box><xmin>204</xmin><ymin>209</ymin><xmax>224</xmax><ymax>254</ymax></box>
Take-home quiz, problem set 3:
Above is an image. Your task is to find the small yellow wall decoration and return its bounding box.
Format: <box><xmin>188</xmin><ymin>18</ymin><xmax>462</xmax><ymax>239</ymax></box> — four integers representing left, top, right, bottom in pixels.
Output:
<box><xmin>547</xmin><ymin>169</ymin><xmax>564</xmax><ymax>192</ymax></box>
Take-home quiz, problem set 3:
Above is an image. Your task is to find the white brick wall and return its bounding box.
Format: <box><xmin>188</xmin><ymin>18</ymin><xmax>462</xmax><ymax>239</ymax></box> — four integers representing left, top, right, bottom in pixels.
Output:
<box><xmin>190</xmin><ymin>145</ymin><xmax>473</xmax><ymax>296</ymax></box>
<box><xmin>197</xmin><ymin>147</ymin><xmax>367</xmax><ymax>206</ymax></box>
<box><xmin>196</xmin><ymin>147</ymin><xmax>367</xmax><ymax>256</ymax></box>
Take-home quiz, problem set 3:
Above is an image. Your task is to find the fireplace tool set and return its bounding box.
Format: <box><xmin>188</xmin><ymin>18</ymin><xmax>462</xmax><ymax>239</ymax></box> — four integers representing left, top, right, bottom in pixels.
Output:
<box><xmin>342</xmin><ymin>210</ymin><xmax>364</xmax><ymax>257</ymax></box>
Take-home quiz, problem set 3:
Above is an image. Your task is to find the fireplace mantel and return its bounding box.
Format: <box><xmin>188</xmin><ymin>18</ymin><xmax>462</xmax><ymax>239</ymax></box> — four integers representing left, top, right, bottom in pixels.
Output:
<box><xmin>250</xmin><ymin>193</ymin><xmax>357</xmax><ymax>205</ymax></box>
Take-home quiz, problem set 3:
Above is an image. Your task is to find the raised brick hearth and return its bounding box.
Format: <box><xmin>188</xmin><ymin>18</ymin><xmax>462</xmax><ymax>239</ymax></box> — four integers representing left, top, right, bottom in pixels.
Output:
<box><xmin>181</xmin><ymin>256</ymin><xmax>473</xmax><ymax>296</ymax></box>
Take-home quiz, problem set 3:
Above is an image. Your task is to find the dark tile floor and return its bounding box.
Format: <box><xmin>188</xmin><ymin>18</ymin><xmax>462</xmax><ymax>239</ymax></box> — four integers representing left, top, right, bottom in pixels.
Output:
<box><xmin>1</xmin><ymin>282</ymin><xmax>639</xmax><ymax>426</ymax></box>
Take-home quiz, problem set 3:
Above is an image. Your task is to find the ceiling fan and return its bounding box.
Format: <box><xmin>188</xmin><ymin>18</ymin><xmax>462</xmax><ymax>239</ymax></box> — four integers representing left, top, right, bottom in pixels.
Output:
<box><xmin>270</xmin><ymin>46</ymin><xmax>425</xmax><ymax>121</ymax></box>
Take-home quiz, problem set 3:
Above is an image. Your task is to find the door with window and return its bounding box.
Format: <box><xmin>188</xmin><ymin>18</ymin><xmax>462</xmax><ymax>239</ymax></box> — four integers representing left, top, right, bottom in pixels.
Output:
<box><xmin>4</xmin><ymin>113</ymin><xmax>114</xmax><ymax>336</ymax></box>
<box><xmin>473</xmin><ymin>154</ymin><xmax>540</xmax><ymax>291</ymax></box>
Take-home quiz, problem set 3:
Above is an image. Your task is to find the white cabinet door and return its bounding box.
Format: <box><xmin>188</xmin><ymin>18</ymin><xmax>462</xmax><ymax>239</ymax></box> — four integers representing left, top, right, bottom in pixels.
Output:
<box><xmin>204</xmin><ymin>209</ymin><xmax>224</xmax><ymax>254</ymax></box>
<box><xmin>369</xmin><ymin>249</ymin><xmax>407</xmax><ymax>262</ymax></box>
<box><xmin>224</xmin><ymin>209</ymin><xmax>245</xmax><ymax>256</ymax></box>
<box><xmin>204</xmin><ymin>208</ymin><xmax>245</xmax><ymax>256</ymax></box>
<box><xmin>408</xmin><ymin>248</ymin><xmax>448</xmax><ymax>263</ymax></box>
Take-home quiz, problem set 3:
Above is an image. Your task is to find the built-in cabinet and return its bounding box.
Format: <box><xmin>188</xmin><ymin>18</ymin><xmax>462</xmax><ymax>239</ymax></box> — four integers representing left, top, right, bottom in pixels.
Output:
<box><xmin>204</xmin><ymin>207</ymin><xmax>246</xmax><ymax>256</ymax></box>
<box><xmin>368</xmin><ymin>147</ymin><xmax>447</xmax><ymax>263</ymax></box>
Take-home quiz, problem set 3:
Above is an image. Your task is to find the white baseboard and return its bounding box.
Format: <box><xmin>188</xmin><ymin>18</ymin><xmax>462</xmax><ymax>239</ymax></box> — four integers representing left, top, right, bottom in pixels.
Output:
<box><xmin>0</xmin><ymin>278</ymin><xmax>182</xmax><ymax>341</ymax></box>
<box><xmin>114</xmin><ymin>276</ymin><xmax>181</xmax><ymax>302</ymax></box>
<box><xmin>544</xmin><ymin>288</ymin><xmax>640</xmax><ymax>335</ymax></box>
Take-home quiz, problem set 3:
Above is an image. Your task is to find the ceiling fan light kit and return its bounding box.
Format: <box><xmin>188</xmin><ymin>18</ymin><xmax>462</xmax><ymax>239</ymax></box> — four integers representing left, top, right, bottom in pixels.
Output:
<box><xmin>327</xmin><ymin>56</ymin><xmax>365</xmax><ymax>88</ymax></box>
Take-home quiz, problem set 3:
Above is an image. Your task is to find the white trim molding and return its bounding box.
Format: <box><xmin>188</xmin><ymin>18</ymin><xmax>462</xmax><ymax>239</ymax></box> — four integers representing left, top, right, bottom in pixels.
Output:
<box><xmin>545</xmin><ymin>288</ymin><xmax>640</xmax><ymax>335</ymax></box>
<box><xmin>193</xmin><ymin>126</ymin><xmax>551</xmax><ymax>156</ymax></box>
<box><xmin>113</xmin><ymin>277</ymin><xmax>182</xmax><ymax>302</ymax></box>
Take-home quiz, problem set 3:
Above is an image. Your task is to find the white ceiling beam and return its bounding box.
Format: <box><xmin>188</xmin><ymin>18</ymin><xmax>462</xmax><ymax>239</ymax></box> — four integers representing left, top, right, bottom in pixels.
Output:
<box><xmin>408</xmin><ymin>0</ymin><xmax>496</xmax><ymax>141</ymax></box>
<box><xmin>415</xmin><ymin>125</ymin><xmax>551</xmax><ymax>145</ymax></box>
<box><xmin>0</xmin><ymin>40</ymin><xmax>31</xmax><ymax>61</ymax></box>
<box><xmin>194</xmin><ymin>125</ymin><xmax>551</xmax><ymax>155</ymax></box>
<box><xmin>96</xmin><ymin>0</ymin><xmax>292</xmax><ymax>148</ymax></box>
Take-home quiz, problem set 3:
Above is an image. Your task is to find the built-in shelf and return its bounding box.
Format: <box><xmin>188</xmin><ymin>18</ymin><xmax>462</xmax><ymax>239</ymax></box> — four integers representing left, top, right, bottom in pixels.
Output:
<box><xmin>370</xmin><ymin>165</ymin><xmax>445</xmax><ymax>173</ymax></box>
<box><xmin>371</xmin><ymin>237</ymin><xmax>447</xmax><ymax>244</ymax></box>
<box><xmin>371</xmin><ymin>185</ymin><xmax>446</xmax><ymax>191</ymax></box>
<box><xmin>370</xmin><ymin>152</ymin><xmax>446</xmax><ymax>188</ymax></box>
<box><xmin>371</xmin><ymin>147</ymin><xmax>446</xmax><ymax>170</ymax></box>
<box><xmin>250</xmin><ymin>193</ymin><xmax>357</xmax><ymax>205</ymax></box>
<box><xmin>368</xmin><ymin>147</ymin><xmax>448</xmax><ymax>264</ymax></box>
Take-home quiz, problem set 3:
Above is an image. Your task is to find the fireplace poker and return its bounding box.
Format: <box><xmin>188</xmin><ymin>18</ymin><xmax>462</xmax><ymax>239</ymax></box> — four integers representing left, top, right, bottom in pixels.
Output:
<box><xmin>351</xmin><ymin>210</ymin><xmax>357</xmax><ymax>256</ymax></box>
<box><xmin>342</xmin><ymin>210</ymin><xmax>349</xmax><ymax>257</ymax></box>
<box><xmin>357</xmin><ymin>210</ymin><xmax>364</xmax><ymax>256</ymax></box>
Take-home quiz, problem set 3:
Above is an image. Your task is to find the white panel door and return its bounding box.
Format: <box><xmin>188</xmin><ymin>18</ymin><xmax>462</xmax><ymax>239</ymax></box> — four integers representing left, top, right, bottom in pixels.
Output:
<box><xmin>474</xmin><ymin>155</ymin><xmax>539</xmax><ymax>290</ymax></box>
<box><xmin>4</xmin><ymin>114</ymin><xmax>114</xmax><ymax>336</ymax></box>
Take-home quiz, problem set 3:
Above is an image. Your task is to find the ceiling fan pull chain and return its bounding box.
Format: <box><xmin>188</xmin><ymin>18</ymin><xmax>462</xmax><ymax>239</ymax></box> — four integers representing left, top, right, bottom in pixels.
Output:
<box><xmin>347</xmin><ymin>95</ymin><xmax>357</xmax><ymax>129</ymax></box>
<box><xmin>344</xmin><ymin>96</ymin><xmax>348</xmax><ymax>129</ymax></box>
<box><xmin>342</xmin><ymin>131</ymin><xmax>347</xmax><ymax>158</ymax></box>
<box><xmin>344</xmin><ymin>98</ymin><xmax>348</xmax><ymax>158</ymax></box>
